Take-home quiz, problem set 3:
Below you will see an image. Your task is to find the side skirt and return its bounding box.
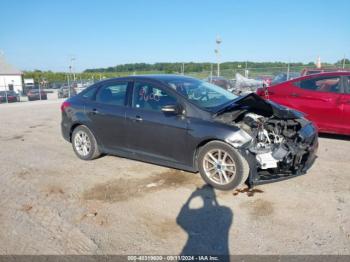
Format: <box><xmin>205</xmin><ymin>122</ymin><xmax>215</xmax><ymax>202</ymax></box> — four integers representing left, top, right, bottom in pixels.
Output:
<box><xmin>100</xmin><ymin>146</ymin><xmax>198</xmax><ymax>173</ymax></box>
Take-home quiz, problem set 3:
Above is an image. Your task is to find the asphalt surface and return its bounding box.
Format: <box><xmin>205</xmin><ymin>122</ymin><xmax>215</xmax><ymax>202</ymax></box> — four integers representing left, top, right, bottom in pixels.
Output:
<box><xmin>0</xmin><ymin>100</ymin><xmax>349</xmax><ymax>255</ymax></box>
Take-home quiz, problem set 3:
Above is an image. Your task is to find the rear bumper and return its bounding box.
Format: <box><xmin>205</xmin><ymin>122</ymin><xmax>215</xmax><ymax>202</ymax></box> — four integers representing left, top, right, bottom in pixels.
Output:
<box><xmin>61</xmin><ymin>121</ymin><xmax>71</xmax><ymax>142</ymax></box>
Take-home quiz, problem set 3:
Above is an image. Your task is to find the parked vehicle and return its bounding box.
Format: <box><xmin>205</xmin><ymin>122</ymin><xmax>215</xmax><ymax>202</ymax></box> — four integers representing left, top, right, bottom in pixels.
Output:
<box><xmin>301</xmin><ymin>68</ymin><xmax>350</xmax><ymax>76</ymax></box>
<box><xmin>271</xmin><ymin>72</ymin><xmax>301</xmax><ymax>85</ymax></box>
<box><xmin>58</xmin><ymin>86</ymin><xmax>76</xmax><ymax>98</ymax></box>
<box><xmin>0</xmin><ymin>90</ymin><xmax>19</xmax><ymax>103</ymax></box>
<box><xmin>205</xmin><ymin>76</ymin><xmax>233</xmax><ymax>90</ymax></box>
<box><xmin>61</xmin><ymin>75</ymin><xmax>318</xmax><ymax>190</ymax></box>
<box><xmin>27</xmin><ymin>89</ymin><xmax>47</xmax><ymax>101</ymax></box>
<box><xmin>255</xmin><ymin>76</ymin><xmax>273</xmax><ymax>86</ymax></box>
<box><xmin>233</xmin><ymin>73</ymin><xmax>264</xmax><ymax>94</ymax></box>
<box><xmin>256</xmin><ymin>72</ymin><xmax>350</xmax><ymax>135</ymax></box>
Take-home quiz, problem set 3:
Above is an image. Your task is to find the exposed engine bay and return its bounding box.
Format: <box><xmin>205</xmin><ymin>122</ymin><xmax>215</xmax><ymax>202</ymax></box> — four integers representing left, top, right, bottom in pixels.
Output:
<box><xmin>215</xmin><ymin>93</ymin><xmax>318</xmax><ymax>185</ymax></box>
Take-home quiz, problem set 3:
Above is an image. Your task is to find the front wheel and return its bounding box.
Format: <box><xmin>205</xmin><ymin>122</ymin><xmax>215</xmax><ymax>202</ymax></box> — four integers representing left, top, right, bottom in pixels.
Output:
<box><xmin>71</xmin><ymin>125</ymin><xmax>101</xmax><ymax>160</ymax></box>
<box><xmin>198</xmin><ymin>141</ymin><xmax>249</xmax><ymax>190</ymax></box>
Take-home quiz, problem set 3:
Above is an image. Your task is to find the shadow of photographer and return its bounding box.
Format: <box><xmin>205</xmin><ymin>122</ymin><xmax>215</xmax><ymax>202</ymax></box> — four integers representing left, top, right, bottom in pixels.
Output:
<box><xmin>176</xmin><ymin>185</ymin><xmax>233</xmax><ymax>256</ymax></box>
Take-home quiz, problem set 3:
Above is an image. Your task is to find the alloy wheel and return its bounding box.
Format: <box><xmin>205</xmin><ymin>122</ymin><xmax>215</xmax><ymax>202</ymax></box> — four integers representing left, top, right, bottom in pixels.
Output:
<box><xmin>74</xmin><ymin>131</ymin><xmax>91</xmax><ymax>157</ymax></box>
<box><xmin>203</xmin><ymin>149</ymin><xmax>237</xmax><ymax>185</ymax></box>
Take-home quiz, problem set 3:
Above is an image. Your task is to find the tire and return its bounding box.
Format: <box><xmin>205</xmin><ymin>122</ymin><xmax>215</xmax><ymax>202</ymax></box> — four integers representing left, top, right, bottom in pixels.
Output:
<box><xmin>197</xmin><ymin>141</ymin><xmax>249</xmax><ymax>190</ymax></box>
<box><xmin>71</xmin><ymin>125</ymin><xmax>101</xmax><ymax>160</ymax></box>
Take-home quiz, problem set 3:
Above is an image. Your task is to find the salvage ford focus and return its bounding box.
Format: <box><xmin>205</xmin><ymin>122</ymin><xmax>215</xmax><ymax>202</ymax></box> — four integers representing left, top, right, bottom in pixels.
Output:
<box><xmin>61</xmin><ymin>75</ymin><xmax>318</xmax><ymax>190</ymax></box>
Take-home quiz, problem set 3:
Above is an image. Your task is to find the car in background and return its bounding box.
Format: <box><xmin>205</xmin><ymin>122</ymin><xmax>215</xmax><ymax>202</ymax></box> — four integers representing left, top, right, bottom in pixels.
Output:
<box><xmin>27</xmin><ymin>89</ymin><xmax>47</xmax><ymax>101</ymax></box>
<box><xmin>301</xmin><ymin>68</ymin><xmax>350</xmax><ymax>76</ymax></box>
<box><xmin>205</xmin><ymin>76</ymin><xmax>233</xmax><ymax>90</ymax></box>
<box><xmin>256</xmin><ymin>72</ymin><xmax>350</xmax><ymax>135</ymax></box>
<box><xmin>271</xmin><ymin>72</ymin><xmax>300</xmax><ymax>86</ymax></box>
<box><xmin>61</xmin><ymin>75</ymin><xmax>317</xmax><ymax>190</ymax></box>
<box><xmin>58</xmin><ymin>85</ymin><xmax>77</xmax><ymax>98</ymax></box>
<box><xmin>0</xmin><ymin>90</ymin><xmax>19</xmax><ymax>103</ymax></box>
<box><xmin>255</xmin><ymin>76</ymin><xmax>273</xmax><ymax>86</ymax></box>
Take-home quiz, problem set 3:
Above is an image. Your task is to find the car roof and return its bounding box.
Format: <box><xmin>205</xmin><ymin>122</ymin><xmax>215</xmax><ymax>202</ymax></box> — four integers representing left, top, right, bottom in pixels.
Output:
<box><xmin>98</xmin><ymin>74</ymin><xmax>198</xmax><ymax>84</ymax></box>
<box><xmin>275</xmin><ymin>71</ymin><xmax>350</xmax><ymax>85</ymax></box>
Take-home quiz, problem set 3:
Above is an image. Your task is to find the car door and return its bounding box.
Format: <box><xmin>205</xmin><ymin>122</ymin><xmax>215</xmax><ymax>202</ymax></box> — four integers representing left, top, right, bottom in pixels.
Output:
<box><xmin>287</xmin><ymin>75</ymin><xmax>344</xmax><ymax>132</ymax></box>
<box><xmin>125</xmin><ymin>80</ymin><xmax>189</xmax><ymax>165</ymax></box>
<box><xmin>267</xmin><ymin>80</ymin><xmax>293</xmax><ymax>105</ymax></box>
<box><xmin>85</xmin><ymin>80</ymin><xmax>131</xmax><ymax>152</ymax></box>
<box><xmin>339</xmin><ymin>76</ymin><xmax>350</xmax><ymax>134</ymax></box>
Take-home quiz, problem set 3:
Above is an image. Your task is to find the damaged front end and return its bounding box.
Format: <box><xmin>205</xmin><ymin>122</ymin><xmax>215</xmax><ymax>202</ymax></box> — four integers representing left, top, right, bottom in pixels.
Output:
<box><xmin>215</xmin><ymin>93</ymin><xmax>318</xmax><ymax>187</ymax></box>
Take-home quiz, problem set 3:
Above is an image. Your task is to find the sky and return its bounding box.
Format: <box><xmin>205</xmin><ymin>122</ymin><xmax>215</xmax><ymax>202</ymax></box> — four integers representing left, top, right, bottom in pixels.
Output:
<box><xmin>0</xmin><ymin>0</ymin><xmax>349</xmax><ymax>72</ymax></box>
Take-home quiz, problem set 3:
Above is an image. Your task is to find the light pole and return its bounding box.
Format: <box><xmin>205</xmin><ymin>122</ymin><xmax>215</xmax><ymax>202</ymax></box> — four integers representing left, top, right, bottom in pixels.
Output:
<box><xmin>215</xmin><ymin>36</ymin><xmax>222</xmax><ymax>77</ymax></box>
<box><xmin>3</xmin><ymin>78</ymin><xmax>8</xmax><ymax>103</ymax></box>
<box><xmin>38</xmin><ymin>80</ymin><xmax>42</xmax><ymax>100</ymax></box>
<box><xmin>70</xmin><ymin>57</ymin><xmax>76</xmax><ymax>82</ymax></box>
<box><xmin>68</xmin><ymin>66</ymin><xmax>72</xmax><ymax>98</ymax></box>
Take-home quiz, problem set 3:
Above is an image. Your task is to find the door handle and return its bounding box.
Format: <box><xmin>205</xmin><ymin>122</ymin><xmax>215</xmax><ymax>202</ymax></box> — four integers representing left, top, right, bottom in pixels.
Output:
<box><xmin>132</xmin><ymin>115</ymin><xmax>143</xmax><ymax>122</ymax></box>
<box><xmin>91</xmin><ymin>108</ymin><xmax>99</xmax><ymax>115</ymax></box>
<box><xmin>291</xmin><ymin>93</ymin><xmax>299</xmax><ymax>97</ymax></box>
<box><xmin>340</xmin><ymin>99</ymin><xmax>350</xmax><ymax>105</ymax></box>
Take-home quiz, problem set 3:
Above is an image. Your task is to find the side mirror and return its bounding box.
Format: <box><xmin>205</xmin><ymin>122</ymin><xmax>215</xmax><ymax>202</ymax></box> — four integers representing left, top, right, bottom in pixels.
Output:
<box><xmin>161</xmin><ymin>104</ymin><xmax>180</xmax><ymax>114</ymax></box>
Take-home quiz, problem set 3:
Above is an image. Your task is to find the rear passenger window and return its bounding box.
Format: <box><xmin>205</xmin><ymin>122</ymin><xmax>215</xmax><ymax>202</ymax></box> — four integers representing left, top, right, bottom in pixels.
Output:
<box><xmin>297</xmin><ymin>76</ymin><xmax>341</xmax><ymax>93</ymax></box>
<box><xmin>81</xmin><ymin>86</ymin><xmax>97</xmax><ymax>100</ymax></box>
<box><xmin>96</xmin><ymin>82</ymin><xmax>128</xmax><ymax>106</ymax></box>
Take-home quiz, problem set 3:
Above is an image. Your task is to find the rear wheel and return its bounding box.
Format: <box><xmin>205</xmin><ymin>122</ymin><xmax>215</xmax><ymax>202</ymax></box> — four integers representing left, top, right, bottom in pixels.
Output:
<box><xmin>198</xmin><ymin>141</ymin><xmax>249</xmax><ymax>190</ymax></box>
<box><xmin>71</xmin><ymin>125</ymin><xmax>101</xmax><ymax>160</ymax></box>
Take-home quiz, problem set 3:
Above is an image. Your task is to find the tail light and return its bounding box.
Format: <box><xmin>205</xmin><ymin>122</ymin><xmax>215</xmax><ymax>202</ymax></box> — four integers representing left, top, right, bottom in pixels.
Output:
<box><xmin>60</xmin><ymin>101</ymin><xmax>71</xmax><ymax>112</ymax></box>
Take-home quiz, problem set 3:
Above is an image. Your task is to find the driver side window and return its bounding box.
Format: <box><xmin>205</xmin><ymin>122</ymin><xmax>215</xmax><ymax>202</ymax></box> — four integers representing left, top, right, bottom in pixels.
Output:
<box><xmin>297</xmin><ymin>76</ymin><xmax>341</xmax><ymax>93</ymax></box>
<box><xmin>132</xmin><ymin>81</ymin><xmax>177</xmax><ymax>112</ymax></box>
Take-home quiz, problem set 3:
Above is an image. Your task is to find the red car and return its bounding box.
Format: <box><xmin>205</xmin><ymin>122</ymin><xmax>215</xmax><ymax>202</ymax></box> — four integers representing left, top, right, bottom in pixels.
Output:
<box><xmin>256</xmin><ymin>72</ymin><xmax>350</xmax><ymax>135</ymax></box>
<box><xmin>0</xmin><ymin>91</ymin><xmax>19</xmax><ymax>103</ymax></box>
<box><xmin>27</xmin><ymin>89</ymin><xmax>47</xmax><ymax>101</ymax></box>
<box><xmin>301</xmin><ymin>68</ymin><xmax>350</xmax><ymax>76</ymax></box>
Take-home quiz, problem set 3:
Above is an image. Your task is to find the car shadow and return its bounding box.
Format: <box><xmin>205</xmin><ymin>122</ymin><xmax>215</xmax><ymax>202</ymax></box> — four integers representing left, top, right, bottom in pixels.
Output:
<box><xmin>176</xmin><ymin>185</ymin><xmax>232</xmax><ymax>258</ymax></box>
<box><xmin>319</xmin><ymin>133</ymin><xmax>350</xmax><ymax>141</ymax></box>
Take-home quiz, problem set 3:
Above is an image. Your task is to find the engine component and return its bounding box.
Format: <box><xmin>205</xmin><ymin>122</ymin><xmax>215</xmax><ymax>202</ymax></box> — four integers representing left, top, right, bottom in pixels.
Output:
<box><xmin>225</xmin><ymin>129</ymin><xmax>252</xmax><ymax>147</ymax></box>
<box><xmin>256</xmin><ymin>152</ymin><xmax>278</xmax><ymax>169</ymax></box>
<box><xmin>236</xmin><ymin>112</ymin><xmax>304</xmax><ymax>170</ymax></box>
<box><xmin>272</xmin><ymin>144</ymin><xmax>289</xmax><ymax>160</ymax></box>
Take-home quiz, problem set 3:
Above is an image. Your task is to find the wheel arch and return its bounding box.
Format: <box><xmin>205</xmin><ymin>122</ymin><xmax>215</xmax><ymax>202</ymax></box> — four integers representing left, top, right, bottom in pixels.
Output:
<box><xmin>193</xmin><ymin>138</ymin><xmax>228</xmax><ymax>171</ymax></box>
<box><xmin>69</xmin><ymin>123</ymin><xmax>82</xmax><ymax>142</ymax></box>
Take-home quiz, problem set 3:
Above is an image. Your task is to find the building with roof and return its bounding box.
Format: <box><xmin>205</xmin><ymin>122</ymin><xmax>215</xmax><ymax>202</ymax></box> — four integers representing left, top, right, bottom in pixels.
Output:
<box><xmin>0</xmin><ymin>56</ymin><xmax>23</xmax><ymax>93</ymax></box>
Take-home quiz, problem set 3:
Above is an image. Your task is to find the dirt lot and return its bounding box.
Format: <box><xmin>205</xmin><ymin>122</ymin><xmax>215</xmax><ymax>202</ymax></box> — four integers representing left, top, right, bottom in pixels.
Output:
<box><xmin>0</xmin><ymin>100</ymin><xmax>349</xmax><ymax>255</ymax></box>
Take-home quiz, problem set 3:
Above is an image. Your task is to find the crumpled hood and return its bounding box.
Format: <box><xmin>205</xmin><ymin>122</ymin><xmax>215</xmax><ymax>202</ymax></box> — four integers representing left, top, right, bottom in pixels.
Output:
<box><xmin>233</xmin><ymin>93</ymin><xmax>304</xmax><ymax>119</ymax></box>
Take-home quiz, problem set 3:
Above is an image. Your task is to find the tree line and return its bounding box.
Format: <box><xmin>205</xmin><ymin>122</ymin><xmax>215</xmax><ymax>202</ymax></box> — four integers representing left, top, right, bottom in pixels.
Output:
<box><xmin>84</xmin><ymin>61</ymin><xmax>313</xmax><ymax>73</ymax></box>
<box><xmin>23</xmin><ymin>59</ymin><xmax>349</xmax><ymax>83</ymax></box>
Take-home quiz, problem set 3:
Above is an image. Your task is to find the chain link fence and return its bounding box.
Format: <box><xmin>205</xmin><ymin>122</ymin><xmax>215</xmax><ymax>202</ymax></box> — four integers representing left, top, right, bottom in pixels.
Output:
<box><xmin>2</xmin><ymin>64</ymin><xmax>350</xmax><ymax>104</ymax></box>
<box><xmin>187</xmin><ymin>64</ymin><xmax>350</xmax><ymax>80</ymax></box>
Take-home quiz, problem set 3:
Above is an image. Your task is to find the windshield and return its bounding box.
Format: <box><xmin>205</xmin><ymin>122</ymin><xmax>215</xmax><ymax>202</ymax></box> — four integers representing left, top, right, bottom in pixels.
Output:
<box><xmin>165</xmin><ymin>78</ymin><xmax>237</xmax><ymax>110</ymax></box>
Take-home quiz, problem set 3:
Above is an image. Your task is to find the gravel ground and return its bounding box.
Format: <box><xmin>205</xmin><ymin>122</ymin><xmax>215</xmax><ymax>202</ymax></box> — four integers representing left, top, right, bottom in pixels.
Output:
<box><xmin>0</xmin><ymin>100</ymin><xmax>349</xmax><ymax>255</ymax></box>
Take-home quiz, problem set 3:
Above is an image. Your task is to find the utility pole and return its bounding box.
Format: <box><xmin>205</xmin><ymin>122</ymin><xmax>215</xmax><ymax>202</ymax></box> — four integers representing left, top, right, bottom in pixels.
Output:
<box><xmin>38</xmin><ymin>80</ymin><xmax>42</xmax><ymax>100</ymax></box>
<box><xmin>210</xmin><ymin>64</ymin><xmax>213</xmax><ymax>81</ymax></box>
<box><xmin>70</xmin><ymin>57</ymin><xmax>76</xmax><ymax>82</ymax></box>
<box><xmin>68</xmin><ymin>67</ymin><xmax>71</xmax><ymax>98</ymax></box>
<box><xmin>343</xmin><ymin>55</ymin><xmax>346</xmax><ymax>69</ymax></box>
<box><xmin>215</xmin><ymin>36</ymin><xmax>222</xmax><ymax>77</ymax></box>
<box><xmin>181</xmin><ymin>63</ymin><xmax>185</xmax><ymax>75</ymax></box>
<box><xmin>287</xmin><ymin>62</ymin><xmax>290</xmax><ymax>80</ymax></box>
<box><xmin>3</xmin><ymin>78</ymin><xmax>8</xmax><ymax>103</ymax></box>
